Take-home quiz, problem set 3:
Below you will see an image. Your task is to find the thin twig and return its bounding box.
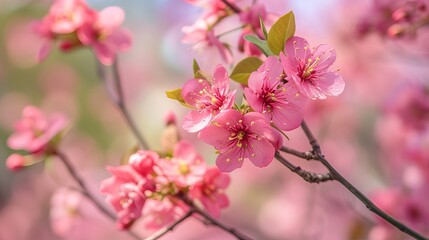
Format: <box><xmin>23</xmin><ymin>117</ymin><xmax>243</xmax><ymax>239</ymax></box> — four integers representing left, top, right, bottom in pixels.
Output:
<box><xmin>97</xmin><ymin>60</ymin><xmax>150</xmax><ymax>150</ymax></box>
<box><xmin>53</xmin><ymin>150</ymin><xmax>142</xmax><ymax>240</ymax></box>
<box><xmin>275</xmin><ymin>152</ymin><xmax>334</xmax><ymax>183</ymax></box>
<box><xmin>144</xmin><ymin>211</ymin><xmax>194</xmax><ymax>240</ymax></box>
<box><xmin>297</xmin><ymin>120</ymin><xmax>428</xmax><ymax>240</ymax></box>
<box><xmin>220</xmin><ymin>0</ymin><xmax>242</xmax><ymax>14</ymax></box>
<box><xmin>280</xmin><ymin>146</ymin><xmax>316</xmax><ymax>160</ymax></box>
<box><xmin>191</xmin><ymin>205</ymin><xmax>254</xmax><ymax>240</ymax></box>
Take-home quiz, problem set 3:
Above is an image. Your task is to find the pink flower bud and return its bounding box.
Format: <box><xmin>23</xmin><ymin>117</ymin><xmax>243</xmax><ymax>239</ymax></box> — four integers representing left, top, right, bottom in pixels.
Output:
<box><xmin>6</xmin><ymin>154</ymin><xmax>26</xmax><ymax>171</ymax></box>
<box><xmin>129</xmin><ymin>151</ymin><xmax>159</xmax><ymax>176</ymax></box>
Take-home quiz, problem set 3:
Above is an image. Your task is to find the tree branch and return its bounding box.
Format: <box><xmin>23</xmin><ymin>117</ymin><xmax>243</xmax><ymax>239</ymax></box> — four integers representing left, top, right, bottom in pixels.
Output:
<box><xmin>53</xmin><ymin>150</ymin><xmax>142</xmax><ymax>240</ymax></box>
<box><xmin>144</xmin><ymin>211</ymin><xmax>194</xmax><ymax>240</ymax></box>
<box><xmin>294</xmin><ymin>120</ymin><xmax>428</xmax><ymax>240</ymax></box>
<box><xmin>221</xmin><ymin>0</ymin><xmax>242</xmax><ymax>14</ymax></box>
<box><xmin>97</xmin><ymin>59</ymin><xmax>150</xmax><ymax>150</ymax></box>
<box><xmin>275</xmin><ymin>152</ymin><xmax>334</xmax><ymax>183</ymax></box>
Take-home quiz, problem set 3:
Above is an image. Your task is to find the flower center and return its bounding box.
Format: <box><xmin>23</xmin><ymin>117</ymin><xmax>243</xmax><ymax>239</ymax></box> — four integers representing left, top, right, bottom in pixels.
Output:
<box><xmin>178</xmin><ymin>161</ymin><xmax>190</xmax><ymax>175</ymax></box>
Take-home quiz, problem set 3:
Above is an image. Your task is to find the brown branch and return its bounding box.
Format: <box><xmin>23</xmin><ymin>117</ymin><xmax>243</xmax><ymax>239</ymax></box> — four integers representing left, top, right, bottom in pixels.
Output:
<box><xmin>191</xmin><ymin>205</ymin><xmax>254</xmax><ymax>240</ymax></box>
<box><xmin>144</xmin><ymin>211</ymin><xmax>194</xmax><ymax>240</ymax></box>
<box><xmin>97</xmin><ymin>59</ymin><xmax>150</xmax><ymax>150</ymax></box>
<box><xmin>296</xmin><ymin>120</ymin><xmax>428</xmax><ymax>240</ymax></box>
<box><xmin>53</xmin><ymin>150</ymin><xmax>142</xmax><ymax>240</ymax></box>
<box><xmin>275</xmin><ymin>152</ymin><xmax>334</xmax><ymax>183</ymax></box>
<box><xmin>221</xmin><ymin>0</ymin><xmax>242</xmax><ymax>14</ymax></box>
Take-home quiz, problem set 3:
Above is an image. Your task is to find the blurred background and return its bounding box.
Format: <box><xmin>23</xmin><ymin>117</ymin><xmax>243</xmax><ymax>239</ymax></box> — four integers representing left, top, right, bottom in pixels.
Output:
<box><xmin>1</xmin><ymin>0</ymin><xmax>429</xmax><ymax>239</ymax></box>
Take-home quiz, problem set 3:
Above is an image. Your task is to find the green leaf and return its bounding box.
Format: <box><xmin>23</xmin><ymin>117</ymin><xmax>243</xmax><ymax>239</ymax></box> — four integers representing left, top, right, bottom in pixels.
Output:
<box><xmin>193</xmin><ymin>59</ymin><xmax>200</xmax><ymax>78</ymax></box>
<box><xmin>259</xmin><ymin>15</ymin><xmax>268</xmax><ymax>39</ymax></box>
<box><xmin>267</xmin><ymin>11</ymin><xmax>295</xmax><ymax>55</ymax></box>
<box><xmin>243</xmin><ymin>34</ymin><xmax>274</xmax><ymax>56</ymax></box>
<box><xmin>166</xmin><ymin>88</ymin><xmax>185</xmax><ymax>104</ymax></box>
<box><xmin>230</xmin><ymin>57</ymin><xmax>263</xmax><ymax>85</ymax></box>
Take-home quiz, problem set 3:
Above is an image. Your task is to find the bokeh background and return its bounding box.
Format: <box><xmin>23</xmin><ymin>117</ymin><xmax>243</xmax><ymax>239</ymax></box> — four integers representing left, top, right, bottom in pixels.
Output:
<box><xmin>1</xmin><ymin>0</ymin><xmax>429</xmax><ymax>239</ymax></box>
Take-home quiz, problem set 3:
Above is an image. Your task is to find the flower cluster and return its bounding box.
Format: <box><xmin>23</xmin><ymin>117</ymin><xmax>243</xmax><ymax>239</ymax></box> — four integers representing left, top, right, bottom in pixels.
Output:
<box><xmin>5</xmin><ymin>106</ymin><xmax>68</xmax><ymax>171</ymax></box>
<box><xmin>357</xmin><ymin>0</ymin><xmax>429</xmax><ymax>38</ymax></box>
<box><xmin>33</xmin><ymin>0</ymin><xmax>132</xmax><ymax>65</ymax></box>
<box><xmin>182</xmin><ymin>1</ymin><xmax>277</xmax><ymax>62</ymax></box>
<box><xmin>100</xmin><ymin>140</ymin><xmax>230</xmax><ymax>230</ymax></box>
<box><xmin>174</xmin><ymin>35</ymin><xmax>343</xmax><ymax>172</ymax></box>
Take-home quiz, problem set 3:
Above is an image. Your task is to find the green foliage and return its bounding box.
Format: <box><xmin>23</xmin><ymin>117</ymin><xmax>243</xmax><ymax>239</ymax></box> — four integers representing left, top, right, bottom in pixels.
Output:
<box><xmin>267</xmin><ymin>11</ymin><xmax>296</xmax><ymax>55</ymax></box>
<box><xmin>230</xmin><ymin>57</ymin><xmax>263</xmax><ymax>85</ymax></box>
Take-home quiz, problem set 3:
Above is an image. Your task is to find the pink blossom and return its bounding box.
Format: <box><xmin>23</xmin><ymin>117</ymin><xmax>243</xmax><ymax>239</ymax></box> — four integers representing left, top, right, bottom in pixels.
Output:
<box><xmin>244</xmin><ymin>56</ymin><xmax>307</xmax><ymax>131</ymax></box>
<box><xmin>238</xmin><ymin>28</ymin><xmax>262</xmax><ymax>56</ymax></box>
<box><xmin>7</xmin><ymin>106</ymin><xmax>68</xmax><ymax>154</ymax></box>
<box><xmin>157</xmin><ymin>141</ymin><xmax>207</xmax><ymax>187</ymax></box>
<box><xmin>32</xmin><ymin>0</ymin><xmax>96</xmax><ymax>60</ymax></box>
<box><xmin>199</xmin><ymin>109</ymin><xmax>281</xmax><ymax>172</ymax></box>
<box><xmin>182</xmin><ymin>22</ymin><xmax>233</xmax><ymax>64</ymax></box>
<box><xmin>280</xmin><ymin>36</ymin><xmax>345</xmax><ymax>100</ymax></box>
<box><xmin>5</xmin><ymin>153</ymin><xmax>26</xmax><ymax>171</ymax></box>
<box><xmin>142</xmin><ymin>198</ymin><xmax>189</xmax><ymax>230</ymax></box>
<box><xmin>77</xmin><ymin>6</ymin><xmax>132</xmax><ymax>65</ymax></box>
<box><xmin>129</xmin><ymin>150</ymin><xmax>159</xmax><ymax>176</ymax></box>
<box><xmin>50</xmin><ymin>188</ymin><xmax>83</xmax><ymax>236</ymax></box>
<box><xmin>100</xmin><ymin>165</ymin><xmax>155</xmax><ymax>229</ymax></box>
<box><xmin>189</xmin><ymin>167</ymin><xmax>230</xmax><ymax>218</ymax></box>
<box><xmin>181</xmin><ymin>65</ymin><xmax>236</xmax><ymax>132</ymax></box>
<box><xmin>184</xmin><ymin>0</ymin><xmax>234</xmax><ymax>21</ymax></box>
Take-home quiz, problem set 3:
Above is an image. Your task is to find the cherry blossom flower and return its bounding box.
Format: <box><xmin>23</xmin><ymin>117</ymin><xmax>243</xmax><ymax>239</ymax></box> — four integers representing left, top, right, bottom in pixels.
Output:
<box><xmin>7</xmin><ymin>106</ymin><xmax>68</xmax><ymax>154</ymax></box>
<box><xmin>280</xmin><ymin>36</ymin><xmax>345</xmax><ymax>100</ymax></box>
<box><xmin>199</xmin><ymin>109</ymin><xmax>281</xmax><ymax>172</ymax></box>
<box><xmin>32</xmin><ymin>0</ymin><xmax>96</xmax><ymax>60</ymax></box>
<box><xmin>100</xmin><ymin>165</ymin><xmax>155</xmax><ymax>229</ymax></box>
<box><xmin>129</xmin><ymin>150</ymin><xmax>159</xmax><ymax>176</ymax></box>
<box><xmin>181</xmin><ymin>64</ymin><xmax>236</xmax><ymax>132</ymax></box>
<box><xmin>77</xmin><ymin>6</ymin><xmax>132</xmax><ymax>65</ymax></box>
<box><xmin>190</xmin><ymin>167</ymin><xmax>230</xmax><ymax>218</ymax></box>
<box><xmin>182</xmin><ymin>22</ymin><xmax>233</xmax><ymax>64</ymax></box>
<box><xmin>244</xmin><ymin>56</ymin><xmax>307</xmax><ymax>131</ymax></box>
<box><xmin>184</xmin><ymin>0</ymin><xmax>235</xmax><ymax>21</ymax></box>
<box><xmin>157</xmin><ymin>141</ymin><xmax>207</xmax><ymax>187</ymax></box>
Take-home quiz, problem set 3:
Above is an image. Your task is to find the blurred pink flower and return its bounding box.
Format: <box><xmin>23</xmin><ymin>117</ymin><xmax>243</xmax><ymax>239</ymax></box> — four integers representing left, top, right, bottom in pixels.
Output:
<box><xmin>5</xmin><ymin>153</ymin><xmax>26</xmax><ymax>171</ymax></box>
<box><xmin>181</xmin><ymin>64</ymin><xmax>236</xmax><ymax>132</ymax></box>
<box><xmin>184</xmin><ymin>0</ymin><xmax>234</xmax><ymax>21</ymax></box>
<box><xmin>189</xmin><ymin>167</ymin><xmax>230</xmax><ymax>218</ymax></box>
<box><xmin>32</xmin><ymin>0</ymin><xmax>96</xmax><ymax>60</ymax></box>
<box><xmin>157</xmin><ymin>141</ymin><xmax>207</xmax><ymax>187</ymax></box>
<box><xmin>100</xmin><ymin>165</ymin><xmax>155</xmax><ymax>229</ymax></box>
<box><xmin>142</xmin><ymin>198</ymin><xmax>189</xmax><ymax>230</ymax></box>
<box><xmin>7</xmin><ymin>105</ymin><xmax>68</xmax><ymax>154</ymax></box>
<box><xmin>182</xmin><ymin>22</ymin><xmax>233</xmax><ymax>64</ymax></box>
<box><xmin>129</xmin><ymin>150</ymin><xmax>159</xmax><ymax>176</ymax></box>
<box><xmin>50</xmin><ymin>188</ymin><xmax>83</xmax><ymax>236</ymax></box>
<box><xmin>77</xmin><ymin>6</ymin><xmax>132</xmax><ymax>65</ymax></box>
<box><xmin>199</xmin><ymin>109</ymin><xmax>281</xmax><ymax>172</ymax></box>
<box><xmin>244</xmin><ymin>56</ymin><xmax>306</xmax><ymax>131</ymax></box>
<box><xmin>280</xmin><ymin>36</ymin><xmax>345</xmax><ymax>100</ymax></box>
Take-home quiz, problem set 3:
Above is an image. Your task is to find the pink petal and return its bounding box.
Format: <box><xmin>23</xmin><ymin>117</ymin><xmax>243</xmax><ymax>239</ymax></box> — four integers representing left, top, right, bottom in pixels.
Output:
<box><xmin>271</xmin><ymin>103</ymin><xmax>303</xmax><ymax>131</ymax></box>
<box><xmin>183</xmin><ymin>109</ymin><xmax>212</xmax><ymax>132</ymax></box>
<box><xmin>108</xmin><ymin>28</ymin><xmax>132</xmax><ymax>51</ymax></box>
<box><xmin>98</xmin><ymin>6</ymin><xmax>125</xmax><ymax>30</ymax></box>
<box><xmin>247</xmin><ymin>139</ymin><xmax>275</xmax><ymax>168</ymax></box>
<box><xmin>198</xmin><ymin>125</ymin><xmax>230</xmax><ymax>149</ymax></box>
<box><xmin>216</xmin><ymin>148</ymin><xmax>244</xmax><ymax>172</ymax></box>
<box><xmin>317</xmin><ymin>72</ymin><xmax>345</xmax><ymax>97</ymax></box>
<box><xmin>259</xmin><ymin>56</ymin><xmax>283</xmax><ymax>86</ymax></box>
<box><xmin>38</xmin><ymin>41</ymin><xmax>53</xmax><ymax>61</ymax></box>
<box><xmin>212</xmin><ymin>64</ymin><xmax>229</xmax><ymax>93</ymax></box>
<box><xmin>247</xmin><ymin>71</ymin><xmax>265</xmax><ymax>92</ymax></box>
<box><xmin>94</xmin><ymin>43</ymin><xmax>115</xmax><ymax>66</ymax></box>
<box><xmin>202</xmin><ymin>196</ymin><xmax>221</xmax><ymax>218</ymax></box>
<box><xmin>312</xmin><ymin>44</ymin><xmax>336</xmax><ymax>71</ymax></box>
<box><xmin>283</xmin><ymin>36</ymin><xmax>310</xmax><ymax>70</ymax></box>
<box><xmin>244</xmin><ymin>87</ymin><xmax>264</xmax><ymax>112</ymax></box>
<box><xmin>181</xmin><ymin>78</ymin><xmax>211</xmax><ymax>107</ymax></box>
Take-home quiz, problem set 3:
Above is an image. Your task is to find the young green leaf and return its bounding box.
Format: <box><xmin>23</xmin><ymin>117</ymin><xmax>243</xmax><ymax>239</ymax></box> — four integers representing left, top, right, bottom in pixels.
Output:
<box><xmin>166</xmin><ymin>88</ymin><xmax>185</xmax><ymax>104</ymax></box>
<box><xmin>230</xmin><ymin>57</ymin><xmax>263</xmax><ymax>85</ymax></box>
<box><xmin>193</xmin><ymin>59</ymin><xmax>201</xmax><ymax>77</ymax></box>
<box><xmin>259</xmin><ymin>15</ymin><xmax>268</xmax><ymax>39</ymax></box>
<box><xmin>243</xmin><ymin>34</ymin><xmax>274</xmax><ymax>56</ymax></box>
<box><xmin>267</xmin><ymin>11</ymin><xmax>295</xmax><ymax>55</ymax></box>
